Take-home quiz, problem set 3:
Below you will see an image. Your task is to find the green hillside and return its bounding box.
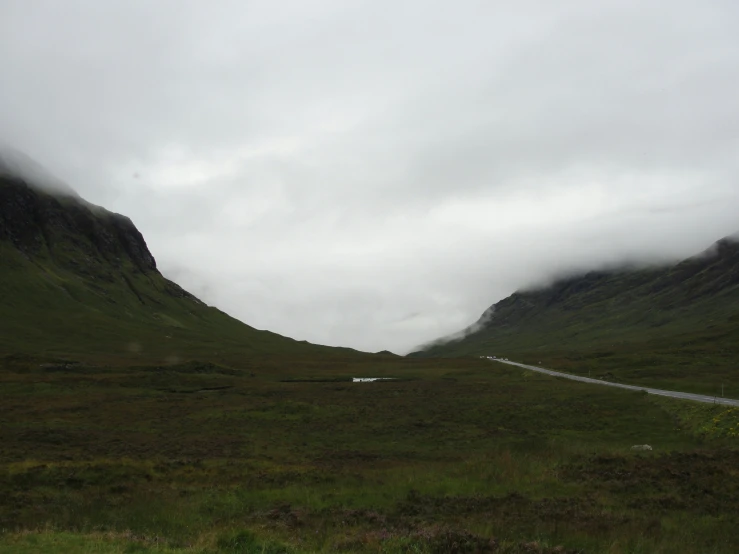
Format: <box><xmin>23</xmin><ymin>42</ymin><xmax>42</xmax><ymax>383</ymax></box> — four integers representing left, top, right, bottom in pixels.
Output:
<box><xmin>411</xmin><ymin>237</ymin><xmax>739</xmax><ymax>395</ymax></box>
<box><xmin>2</xmin><ymin>167</ymin><xmax>739</xmax><ymax>553</ymax></box>
<box><xmin>0</xmin><ymin>175</ymin><xmax>363</xmax><ymax>364</ymax></box>
<box><xmin>3</xmin><ymin>164</ymin><xmax>739</xmax><ymax>553</ymax></box>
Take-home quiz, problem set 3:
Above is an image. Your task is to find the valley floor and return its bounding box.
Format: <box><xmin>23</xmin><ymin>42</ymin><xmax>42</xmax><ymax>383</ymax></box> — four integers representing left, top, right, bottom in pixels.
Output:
<box><xmin>496</xmin><ymin>359</ymin><xmax>739</xmax><ymax>407</ymax></box>
<box><xmin>1</xmin><ymin>355</ymin><xmax>738</xmax><ymax>553</ymax></box>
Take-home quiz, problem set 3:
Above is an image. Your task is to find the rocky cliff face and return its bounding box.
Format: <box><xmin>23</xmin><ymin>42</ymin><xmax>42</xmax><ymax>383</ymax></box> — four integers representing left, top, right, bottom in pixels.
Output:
<box><xmin>1</xmin><ymin>174</ymin><xmax>157</xmax><ymax>276</ymax></box>
<box><xmin>0</xmin><ymin>169</ymin><xmax>204</xmax><ymax>306</ymax></box>
<box><xmin>0</xmin><ymin>149</ymin><xmax>355</xmax><ymax>361</ymax></box>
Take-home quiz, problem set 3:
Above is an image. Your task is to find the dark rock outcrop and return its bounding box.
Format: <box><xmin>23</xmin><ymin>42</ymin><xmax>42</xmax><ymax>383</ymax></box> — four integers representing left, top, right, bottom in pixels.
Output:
<box><xmin>1</xmin><ymin>175</ymin><xmax>156</xmax><ymax>275</ymax></box>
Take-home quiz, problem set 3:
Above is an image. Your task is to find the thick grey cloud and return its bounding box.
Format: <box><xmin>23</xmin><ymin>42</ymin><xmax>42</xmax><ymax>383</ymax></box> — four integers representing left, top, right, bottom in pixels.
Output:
<box><xmin>2</xmin><ymin>0</ymin><xmax>738</xmax><ymax>353</ymax></box>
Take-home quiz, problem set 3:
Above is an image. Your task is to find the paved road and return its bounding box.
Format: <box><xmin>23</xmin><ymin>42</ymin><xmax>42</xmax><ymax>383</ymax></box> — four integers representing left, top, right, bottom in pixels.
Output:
<box><xmin>492</xmin><ymin>358</ymin><xmax>739</xmax><ymax>407</ymax></box>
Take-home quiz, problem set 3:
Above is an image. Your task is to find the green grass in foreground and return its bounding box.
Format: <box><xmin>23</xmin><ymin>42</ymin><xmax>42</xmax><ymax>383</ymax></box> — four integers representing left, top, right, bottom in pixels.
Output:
<box><xmin>511</xmin><ymin>332</ymin><xmax>739</xmax><ymax>399</ymax></box>
<box><xmin>1</xmin><ymin>355</ymin><xmax>738</xmax><ymax>553</ymax></box>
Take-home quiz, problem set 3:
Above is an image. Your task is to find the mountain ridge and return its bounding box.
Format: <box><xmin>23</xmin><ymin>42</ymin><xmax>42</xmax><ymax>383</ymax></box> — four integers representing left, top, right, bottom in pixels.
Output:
<box><xmin>0</xmin><ymin>146</ymin><xmax>79</xmax><ymax>198</ymax></box>
<box><xmin>0</xmin><ymin>156</ymin><xmax>366</xmax><ymax>363</ymax></box>
<box><xmin>411</xmin><ymin>233</ymin><xmax>739</xmax><ymax>359</ymax></box>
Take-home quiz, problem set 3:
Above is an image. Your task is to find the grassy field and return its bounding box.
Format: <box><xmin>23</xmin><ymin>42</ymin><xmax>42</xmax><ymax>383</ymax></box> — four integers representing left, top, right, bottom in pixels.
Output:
<box><xmin>510</xmin><ymin>331</ymin><xmax>739</xmax><ymax>400</ymax></box>
<box><xmin>412</xmin><ymin>240</ymin><xmax>739</xmax><ymax>398</ymax></box>
<box><xmin>2</xmin><ymin>354</ymin><xmax>738</xmax><ymax>553</ymax></box>
<box><xmin>450</xmin><ymin>321</ymin><xmax>739</xmax><ymax>400</ymax></box>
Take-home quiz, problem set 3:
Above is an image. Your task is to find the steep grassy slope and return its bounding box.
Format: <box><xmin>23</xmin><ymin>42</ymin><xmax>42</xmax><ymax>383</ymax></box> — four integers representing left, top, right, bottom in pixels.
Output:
<box><xmin>412</xmin><ymin>237</ymin><xmax>739</xmax><ymax>395</ymax></box>
<box><xmin>0</xmin><ymin>175</ymin><xmax>362</xmax><ymax>364</ymax></box>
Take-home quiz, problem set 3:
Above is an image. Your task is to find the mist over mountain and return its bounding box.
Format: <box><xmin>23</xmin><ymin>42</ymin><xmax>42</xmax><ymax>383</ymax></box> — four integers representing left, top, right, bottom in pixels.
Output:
<box><xmin>0</xmin><ymin>145</ymin><xmax>79</xmax><ymax>198</ymax></box>
<box><xmin>0</xmin><ymin>151</ymin><xmax>365</xmax><ymax>362</ymax></box>
<box><xmin>3</xmin><ymin>4</ymin><xmax>739</xmax><ymax>551</ymax></box>
<box><xmin>3</xmin><ymin>0</ymin><xmax>739</xmax><ymax>353</ymax></box>
<box><xmin>411</xmin><ymin>233</ymin><xmax>739</xmax><ymax>359</ymax></box>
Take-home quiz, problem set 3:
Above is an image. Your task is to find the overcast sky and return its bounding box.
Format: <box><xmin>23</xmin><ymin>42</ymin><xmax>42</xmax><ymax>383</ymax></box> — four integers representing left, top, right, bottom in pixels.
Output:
<box><xmin>2</xmin><ymin>0</ymin><xmax>739</xmax><ymax>353</ymax></box>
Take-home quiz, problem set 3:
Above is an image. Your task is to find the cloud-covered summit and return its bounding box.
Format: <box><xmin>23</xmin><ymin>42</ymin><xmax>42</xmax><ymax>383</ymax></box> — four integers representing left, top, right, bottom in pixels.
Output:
<box><xmin>1</xmin><ymin>0</ymin><xmax>738</xmax><ymax>353</ymax></box>
<box><xmin>0</xmin><ymin>146</ymin><xmax>78</xmax><ymax>198</ymax></box>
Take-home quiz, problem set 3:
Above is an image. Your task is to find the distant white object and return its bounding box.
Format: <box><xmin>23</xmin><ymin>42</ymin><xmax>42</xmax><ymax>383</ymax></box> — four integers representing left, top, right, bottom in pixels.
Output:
<box><xmin>353</xmin><ymin>377</ymin><xmax>394</xmax><ymax>383</ymax></box>
<box><xmin>631</xmin><ymin>444</ymin><xmax>653</xmax><ymax>451</ymax></box>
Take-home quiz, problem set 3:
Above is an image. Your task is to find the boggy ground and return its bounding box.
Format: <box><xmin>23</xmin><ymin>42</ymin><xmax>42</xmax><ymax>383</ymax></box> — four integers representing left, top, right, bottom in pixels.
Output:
<box><xmin>1</xmin><ymin>355</ymin><xmax>737</xmax><ymax>553</ymax></box>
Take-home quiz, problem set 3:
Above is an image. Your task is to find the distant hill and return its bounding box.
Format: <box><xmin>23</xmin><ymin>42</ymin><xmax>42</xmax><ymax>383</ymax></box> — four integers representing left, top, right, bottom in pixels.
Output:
<box><xmin>410</xmin><ymin>235</ymin><xmax>739</xmax><ymax>364</ymax></box>
<box><xmin>0</xmin><ymin>153</ymin><xmax>365</xmax><ymax>364</ymax></box>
